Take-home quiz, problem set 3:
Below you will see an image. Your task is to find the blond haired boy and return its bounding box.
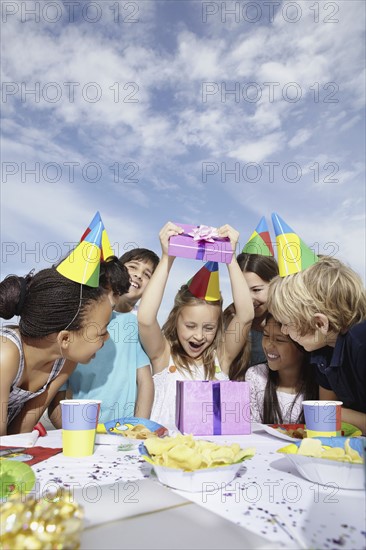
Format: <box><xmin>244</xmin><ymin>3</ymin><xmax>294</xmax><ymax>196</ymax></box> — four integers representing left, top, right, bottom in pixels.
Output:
<box><xmin>268</xmin><ymin>257</ymin><xmax>366</xmax><ymax>434</ymax></box>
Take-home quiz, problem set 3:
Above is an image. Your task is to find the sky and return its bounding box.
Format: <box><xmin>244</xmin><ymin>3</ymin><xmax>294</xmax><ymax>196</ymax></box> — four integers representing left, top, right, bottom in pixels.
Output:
<box><xmin>1</xmin><ymin>0</ymin><xmax>365</xmax><ymax>323</ymax></box>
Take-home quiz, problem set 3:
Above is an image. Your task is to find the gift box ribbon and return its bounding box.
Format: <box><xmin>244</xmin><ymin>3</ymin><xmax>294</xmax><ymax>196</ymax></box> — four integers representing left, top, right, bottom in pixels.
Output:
<box><xmin>186</xmin><ymin>225</ymin><xmax>220</xmax><ymax>243</ymax></box>
<box><xmin>213</xmin><ymin>382</ymin><xmax>222</xmax><ymax>435</ymax></box>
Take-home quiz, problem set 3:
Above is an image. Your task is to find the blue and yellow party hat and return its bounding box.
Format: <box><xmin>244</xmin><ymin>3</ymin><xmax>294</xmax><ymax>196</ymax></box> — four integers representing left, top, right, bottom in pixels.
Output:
<box><xmin>272</xmin><ymin>213</ymin><xmax>318</xmax><ymax>277</ymax></box>
<box><xmin>56</xmin><ymin>212</ymin><xmax>113</xmax><ymax>287</ymax></box>
<box><xmin>80</xmin><ymin>211</ymin><xmax>114</xmax><ymax>261</ymax></box>
<box><xmin>187</xmin><ymin>261</ymin><xmax>220</xmax><ymax>301</ymax></box>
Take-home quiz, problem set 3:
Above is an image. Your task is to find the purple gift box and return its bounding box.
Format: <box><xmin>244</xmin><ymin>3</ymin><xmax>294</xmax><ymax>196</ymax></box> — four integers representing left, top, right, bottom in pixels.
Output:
<box><xmin>168</xmin><ymin>223</ymin><xmax>234</xmax><ymax>264</ymax></box>
<box><xmin>176</xmin><ymin>380</ymin><xmax>251</xmax><ymax>435</ymax></box>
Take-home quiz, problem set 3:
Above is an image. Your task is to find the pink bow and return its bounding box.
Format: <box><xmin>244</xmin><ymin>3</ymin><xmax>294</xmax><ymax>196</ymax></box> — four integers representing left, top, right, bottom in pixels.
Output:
<box><xmin>188</xmin><ymin>225</ymin><xmax>219</xmax><ymax>242</ymax></box>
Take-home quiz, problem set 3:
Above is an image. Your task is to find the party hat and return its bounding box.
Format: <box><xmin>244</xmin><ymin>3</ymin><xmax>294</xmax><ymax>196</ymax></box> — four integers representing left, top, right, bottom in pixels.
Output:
<box><xmin>56</xmin><ymin>213</ymin><xmax>113</xmax><ymax>287</ymax></box>
<box><xmin>80</xmin><ymin>211</ymin><xmax>114</xmax><ymax>261</ymax></box>
<box><xmin>271</xmin><ymin>213</ymin><xmax>318</xmax><ymax>277</ymax></box>
<box><xmin>242</xmin><ymin>216</ymin><xmax>274</xmax><ymax>256</ymax></box>
<box><xmin>187</xmin><ymin>261</ymin><xmax>220</xmax><ymax>301</ymax></box>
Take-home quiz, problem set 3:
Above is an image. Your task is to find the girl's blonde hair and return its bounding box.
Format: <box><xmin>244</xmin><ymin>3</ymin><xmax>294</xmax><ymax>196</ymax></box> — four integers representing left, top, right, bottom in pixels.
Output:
<box><xmin>162</xmin><ymin>285</ymin><xmax>223</xmax><ymax>380</ymax></box>
<box><xmin>268</xmin><ymin>257</ymin><xmax>366</xmax><ymax>335</ymax></box>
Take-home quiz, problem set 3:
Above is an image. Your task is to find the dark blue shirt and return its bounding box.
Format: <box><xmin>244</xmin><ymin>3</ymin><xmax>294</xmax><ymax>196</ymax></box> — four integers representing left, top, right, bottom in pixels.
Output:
<box><xmin>311</xmin><ymin>321</ymin><xmax>366</xmax><ymax>413</ymax></box>
<box><xmin>250</xmin><ymin>329</ymin><xmax>267</xmax><ymax>367</ymax></box>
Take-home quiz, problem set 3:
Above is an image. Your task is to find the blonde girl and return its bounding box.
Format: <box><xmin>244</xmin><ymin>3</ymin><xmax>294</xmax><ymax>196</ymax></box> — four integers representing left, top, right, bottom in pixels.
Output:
<box><xmin>137</xmin><ymin>222</ymin><xmax>254</xmax><ymax>430</ymax></box>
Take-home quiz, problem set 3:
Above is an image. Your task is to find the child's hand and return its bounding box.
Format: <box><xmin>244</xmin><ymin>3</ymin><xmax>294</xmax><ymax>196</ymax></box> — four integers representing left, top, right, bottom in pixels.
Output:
<box><xmin>159</xmin><ymin>222</ymin><xmax>184</xmax><ymax>256</ymax></box>
<box><xmin>217</xmin><ymin>224</ymin><xmax>239</xmax><ymax>253</ymax></box>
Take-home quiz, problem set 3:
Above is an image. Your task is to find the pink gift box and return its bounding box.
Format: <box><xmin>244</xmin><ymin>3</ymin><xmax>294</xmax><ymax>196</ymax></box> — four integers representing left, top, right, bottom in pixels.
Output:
<box><xmin>168</xmin><ymin>223</ymin><xmax>233</xmax><ymax>264</ymax></box>
<box><xmin>175</xmin><ymin>380</ymin><xmax>251</xmax><ymax>435</ymax></box>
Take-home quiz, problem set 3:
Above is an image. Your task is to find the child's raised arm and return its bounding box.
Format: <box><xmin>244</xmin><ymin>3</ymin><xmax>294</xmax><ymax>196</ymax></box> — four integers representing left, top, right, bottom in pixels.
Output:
<box><xmin>138</xmin><ymin>222</ymin><xmax>183</xmax><ymax>373</ymax></box>
<box><xmin>218</xmin><ymin>224</ymin><xmax>254</xmax><ymax>374</ymax></box>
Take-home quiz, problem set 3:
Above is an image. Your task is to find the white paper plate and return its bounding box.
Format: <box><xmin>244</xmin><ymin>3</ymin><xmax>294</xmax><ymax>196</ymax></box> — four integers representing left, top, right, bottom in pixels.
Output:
<box><xmin>286</xmin><ymin>454</ymin><xmax>365</xmax><ymax>490</ymax></box>
<box><xmin>149</xmin><ymin>461</ymin><xmax>244</xmax><ymax>493</ymax></box>
<box><xmin>95</xmin><ymin>434</ymin><xmax>139</xmax><ymax>446</ymax></box>
<box><xmin>261</xmin><ymin>424</ymin><xmax>303</xmax><ymax>442</ymax></box>
<box><xmin>139</xmin><ymin>443</ymin><xmax>248</xmax><ymax>493</ymax></box>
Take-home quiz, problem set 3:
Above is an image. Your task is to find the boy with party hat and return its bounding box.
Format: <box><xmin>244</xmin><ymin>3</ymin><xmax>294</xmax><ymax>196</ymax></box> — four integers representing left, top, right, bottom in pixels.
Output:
<box><xmin>75</xmin><ymin>211</ymin><xmax>160</xmax><ymax>314</ymax></box>
<box><xmin>268</xmin><ymin>214</ymin><xmax>366</xmax><ymax>434</ymax></box>
<box><xmin>49</xmin><ymin>213</ymin><xmax>155</xmax><ymax>427</ymax></box>
<box><xmin>137</xmin><ymin>222</ymin><xmax>254</xmax><ymax>431</ymax></box>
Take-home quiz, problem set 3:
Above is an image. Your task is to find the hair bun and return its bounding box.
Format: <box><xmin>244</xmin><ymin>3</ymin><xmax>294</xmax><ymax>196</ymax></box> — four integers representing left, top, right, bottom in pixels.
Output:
<box><xmin>14</xmin><ymin>277</ymin><xmax>28</xmax><ymax>316</ymax></box>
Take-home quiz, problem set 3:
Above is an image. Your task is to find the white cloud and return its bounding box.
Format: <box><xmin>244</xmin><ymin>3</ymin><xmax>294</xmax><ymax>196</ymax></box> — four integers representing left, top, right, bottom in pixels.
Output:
<box><xmin>228</xmin><ymin>133</ymin><xmax>284</xmax><ymax>163</ymax></box>
<box><xmin>339</xmin><ymin>115</ymin><xmax>362</xmax><ymax>133</ymax></box>
<box><xmin>288</xmin><ymin>128</ymin><xmax>312</xmax><ymax>148</ymax></box>
<box><xmin>1</xmin><ymin>0</ymin><xmax>365</xmax><ymax>297</ymax></box>
<box><xmin>174</xmin><ymin>31</ymin><xmax>225</xmax><ymax>80</ymax></box>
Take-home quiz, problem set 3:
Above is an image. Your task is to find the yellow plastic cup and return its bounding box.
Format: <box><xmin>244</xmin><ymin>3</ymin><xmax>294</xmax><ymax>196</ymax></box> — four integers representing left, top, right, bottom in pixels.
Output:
<box><xmin>302</xmin><ymin>400</ymin><xmax>343</xmax><ymax>437</ymax></box>
<box><xmin>60</xmin><ymin>400</ymin><xmax>101</xmax><ymax>457</ymax></box>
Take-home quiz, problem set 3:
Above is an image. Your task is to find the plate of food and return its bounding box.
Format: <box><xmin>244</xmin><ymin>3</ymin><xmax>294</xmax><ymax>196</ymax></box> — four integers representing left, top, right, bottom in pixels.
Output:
<box><xmin>262</xmin><ymin>423</ymin><xmax>307</xmax><ymax>441</ymax></box>
<box><xmin>277</xmin><ymin>437</ymin><xmax>365</xmax><ymax>490</ymax></box>
<box><xmin>262</xmin><ymin>422</ymin><xmax>361</xmax><ymax>442</ymax></box>
<box><xmin>139</xmin><ymin>434</ymin><xmax>255</xmax><ymax>492</ymax></box>
<box><xmin>96</xmin><ymin>417</ymin><xmax>168</xmax><ymax>442</ymax></box>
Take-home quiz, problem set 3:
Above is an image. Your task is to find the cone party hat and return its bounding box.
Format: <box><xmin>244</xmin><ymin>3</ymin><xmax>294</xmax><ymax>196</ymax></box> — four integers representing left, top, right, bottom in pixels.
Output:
<box><xmin>80</xmin><ymin>211</ymin><xmax>114</xmax><ymax>261</ymax></box>
<box><xmin>271</xmin><ymin>213</ymin><xmax>318</xmax><ymax>277</ymax></box>
<box><xmin>242</xmin><ymin>216</ymin><xmax>274</xmax><ymax>257</ymax></box>
<box><xmin>56</xmin><ymin>212</ymin><xmax>113</xmax><ymax>287</ymax></box>
<box><xmin>187</xmin><ymin>261</ymin><xmax>220</xmax><ymax>301</ymax></box>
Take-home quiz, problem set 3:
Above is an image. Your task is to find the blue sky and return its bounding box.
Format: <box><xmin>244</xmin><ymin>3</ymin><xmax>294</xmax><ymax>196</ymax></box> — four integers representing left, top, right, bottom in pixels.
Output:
<box><xmin>1</xmin><ymin>0</ymin><xmax>365</xmax><ymax>322</ymax></box>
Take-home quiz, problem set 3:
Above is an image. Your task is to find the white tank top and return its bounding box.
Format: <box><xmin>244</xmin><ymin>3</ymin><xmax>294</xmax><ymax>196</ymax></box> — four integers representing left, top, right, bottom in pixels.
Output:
<box><xmin>150</xmin><ymin>356</ymin><xmax>227</xmax><ymax>432</ymax></box>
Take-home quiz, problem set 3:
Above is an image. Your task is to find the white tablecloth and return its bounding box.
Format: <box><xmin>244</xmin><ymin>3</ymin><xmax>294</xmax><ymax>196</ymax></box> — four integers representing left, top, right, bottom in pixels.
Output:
<box><xmin>1</xmin><ymin>429</ymin><xmax>365</xmax><ymax>549</ymax></box>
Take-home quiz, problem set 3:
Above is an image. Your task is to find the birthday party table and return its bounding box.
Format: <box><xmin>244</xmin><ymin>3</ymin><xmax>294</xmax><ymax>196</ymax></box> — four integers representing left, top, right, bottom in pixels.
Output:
<box><xmin>1</xmin><ymin>427</ymin><xmax>365</xmax><ymax>549</ymax></box>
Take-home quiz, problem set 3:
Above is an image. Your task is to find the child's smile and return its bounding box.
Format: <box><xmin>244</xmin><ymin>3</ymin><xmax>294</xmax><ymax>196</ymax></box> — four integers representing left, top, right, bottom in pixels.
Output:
<box><xmin>130</xmin><ymin>280</ymin><xmax>140</xmax><ymax>290</ymax></box>
<box><xmin>124</xmin><ymin>260</ymin><xmax>153</xmax><ymax>299</ymax></box>
<box><xmin>187</xmin><ymin>339</ymin><xmax>206</xmax><ymax>354</ymax></box>
<box><xmin>266</xmin><ymin>351</ymin><xmax>280</xmax><ymax>362</ymax></box>
<box><xmin>263</xmin><ymin>317</ymin><xmax>304</xmax><ymax>372</ymax></box>
<box><xmin>177</xmin><ymin>304</ymin><xmax>221</xmax><ymax>359</ymax></box>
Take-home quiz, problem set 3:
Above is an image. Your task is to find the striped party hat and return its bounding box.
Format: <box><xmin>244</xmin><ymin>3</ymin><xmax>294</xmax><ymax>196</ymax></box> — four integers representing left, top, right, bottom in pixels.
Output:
<box><xmin>57</xmin><ymin>212</ymin><xmax>113</xmax><ymax>287</ymax></box>
<box><xmin>242</xmin><ymin>216</ymin><xmax>274</xmax><ymax>257</ymax></box>
<box><xmin>187</xmin><ymin>261</ymin><xmax>220</xmax><ymax>301</ymax></box>
<box><xmin>272</xmin><ymin>213</ymin><xmax>318</xmax><ymax>277</ymax></box>
<box><xmin>80</xmin><ymin>211</ymin><xmax>114</xmax><ymax>261</ymax></box>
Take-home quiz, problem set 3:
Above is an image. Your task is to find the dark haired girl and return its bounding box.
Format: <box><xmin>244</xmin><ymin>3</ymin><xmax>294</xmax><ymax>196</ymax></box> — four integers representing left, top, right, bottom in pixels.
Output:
<box><xmin>223</xmin><ymin>253</ymin><xmax>279</xmax><ymax>381</ymax></box>
<box><xmin>246</xmin><ymin>315</ymin><xmax>318</xmax><ymax>423</ymax></box>
<box><xmin>0</xmin><ymin>268</ymin><xmax>112</xmax><ymax>435</ymax></box>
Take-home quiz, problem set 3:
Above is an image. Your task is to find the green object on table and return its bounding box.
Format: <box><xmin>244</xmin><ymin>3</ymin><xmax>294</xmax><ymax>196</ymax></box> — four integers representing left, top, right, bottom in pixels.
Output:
<box><xmin>0</xmin><ymin>460</ymin><xmax>36</xmax><ymax>499</ymax></box>
<box><xmin>341</xmin><ymin>422</ymin><xmax>362</xmax><ymax>437</ymax></box>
